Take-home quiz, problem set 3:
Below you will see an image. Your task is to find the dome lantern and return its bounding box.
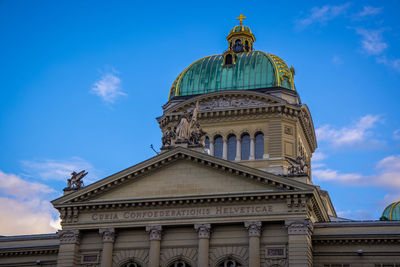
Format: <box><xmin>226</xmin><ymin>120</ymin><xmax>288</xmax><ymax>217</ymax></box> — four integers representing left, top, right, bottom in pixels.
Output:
<box><xmin>226</xmin><ymin>14</ymin><xmax>255</xmax><ymax>53</ymax></box>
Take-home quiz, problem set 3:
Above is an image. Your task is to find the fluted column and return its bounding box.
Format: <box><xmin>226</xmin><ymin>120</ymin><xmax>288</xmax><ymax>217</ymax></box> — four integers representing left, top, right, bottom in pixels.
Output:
<box><xmin>223</xmin><ymin>138</ymin><xmax>228</xmax><ymax>160</ymax></box>
<box><xmin>249</xmin><ymin>137</ymin><xmax>255</xmax><ymax>160</ymax></box>
<box><xmin>99</xmin><ymin>228</ymin><xmax>115</xmax><ymax>267</ymax></box>
<box><xmin>235</xmin><ymin>138</ymin><xmax>241</xmax><ymax>161</ymax></box>
<box><xmin>285</xmin><ymin>220</ymin><xmax>313</xmax><ymax>266</ymax></box>
<box><xmin>146</xmin><ymin>225</ymin><xmax>162</xmax><ymax>267</ymax></box>
<box><xmin>194</xmin><ymin>224</ymin><xmax>211</xmax><ymax>267</ymax></box>
<box><xmin>56</xmin><ymin>229</ymin><xmax>80</xmax><ymax>267</ymax></box>
<box><xmin>245</xmin><ymin>221</ymin><xmax>262</xmax><ymax>267</ymax></box>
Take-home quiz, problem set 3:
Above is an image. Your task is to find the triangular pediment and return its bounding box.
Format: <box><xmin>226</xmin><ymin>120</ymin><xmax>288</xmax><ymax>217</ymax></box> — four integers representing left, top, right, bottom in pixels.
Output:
<box><xmin>52</xmin><ymin>147</ymin><xmax>314</xmax><ymax>206</ymax></box>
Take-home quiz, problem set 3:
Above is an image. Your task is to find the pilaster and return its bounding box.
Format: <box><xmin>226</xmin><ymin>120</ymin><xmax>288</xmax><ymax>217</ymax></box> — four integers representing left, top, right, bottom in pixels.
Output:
<box><xmin>285</xmin><ymin>220</ymin><xmax>313</xmax><ymax>267</ymax></box>
<box><xmin>99</xmin><ymin>227</ymin><xmax>115</xmax><ymax>267</ymax></box>
<box><xmin>56</xmin><ymin>229</ymin><xmax>80</xmax><ymax>267</ymax></box>
<box><xmin>146</xmin><ymin>225</ymin><xmax>162</xmax><ymax>267</ymax></box>
<box><xmin>245</xmin><ymin>221</ymin><xmax>261</xmax><ymax>267</ymax></box>
<box><xmin>195</xmin><ymin>223</ymin><xmax>211</xmax><ymax>267</ymax></box>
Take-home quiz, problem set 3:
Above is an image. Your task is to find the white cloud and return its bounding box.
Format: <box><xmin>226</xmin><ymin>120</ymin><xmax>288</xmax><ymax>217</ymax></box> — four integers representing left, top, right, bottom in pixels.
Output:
<box><xmin>22</xmin><ymin>157</ymin><xmax>98</xmax><ymax>184</ymax></box>
<box><xmin>91</xmin><ymin>70</ymin><xmax>126</xmax><ymax>103</ymax></box>
<box><xmin>297</xmin><ymin>3</ymin><xmax>351</xmax><ymax>29</ymax></box>
<box><xmin>373</xmin><ymin>155</ymin><xmax>400</xmax><ymax>190</ymax></box>
<box><xmin>337</xmin><ymin>209</ymin><xmax>373</xmax><ymax>220</ymax></box>
<box><xmin>316</xmin><ymin>114</ymin><xmax>381</xmax><ymax>147</ymax></box>
<box><xmin>377</xmin><ymin>56</ymin><xmax>400</xmax><ymax>73</ymax></box>
<box><xmin>313</xmin><ymin>154</ymin><xmax>400</xmax><ymax>195</ymax></box>
<box><xmin>313</xmin><ymin>168</ymin><xmax>362</xmax><ymax>182</ymax></box>
<box><xmin>312</xmin><ymin>151</ymin><xmax>326</xmax><ymax>161</ymax></box>
<box><xmin>0</xmin><ymin>171</ymin><xmax>60</xmax><ymax>235</ymax></box>
<box><xmin>354</xmin><ymin>6</ymin><xmax>383</xmax><ymax>19</ymax></box>
<box><xmin>354</xmin><ymin>28</ymin><xmax>387</xmax><ymax>55</ymax></box>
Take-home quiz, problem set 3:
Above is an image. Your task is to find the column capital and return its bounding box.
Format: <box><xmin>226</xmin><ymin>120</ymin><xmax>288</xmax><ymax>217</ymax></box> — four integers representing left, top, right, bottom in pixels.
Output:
<box><xmin>285</xmin><ymin>219</ymin><xmax>313</xmax><ymax>235</ymax></box>
<box><xmin>194</xmin><ymin>223</ymin><xmax>211</xmax><ymax>239</ymax></box>
<box><xmin>99</xmin><ymin>227</ymin><xmax>116</xmax><ymax>243</ymax></box>
<box><xmin>146</xmin><ymin>225</ymin><xmax>162</xmax><ymax>241</ymax></box>
<box><xmin>245</xmin><ymin>221</ymin><xmax>262</xmax><ymax>237</ymax></box>
<box><xmin>58</xmin><ymin>229</ymin><xmax>80</xmax><ymax>244</ymax></box>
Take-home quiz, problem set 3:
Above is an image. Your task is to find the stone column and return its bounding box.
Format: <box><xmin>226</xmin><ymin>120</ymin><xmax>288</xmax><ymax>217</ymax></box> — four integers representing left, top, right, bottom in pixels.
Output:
<box><xmin>285</xmin><ymin>220</ymin><xmax>313</xmax><ymax>267</ymax></box>
<box><xmin>99</xmin><ymin>228</ymin><xmax>115</xmax><ymax>267</ymax></box>
<box><xmin>235</xmin><ymin>138</ymin><xmax>241</xmax><ymax>161</ymax></box>
<box><xmin>245</xmin><ymin>221</ymin><xmax>261</xmax><ymax>267</ymax></box>
<box><xmin>249</xmin><ymin>137</ymin><xmax>255</xmax><ymax>160</ymax></box>
<box><xmin>210</xmin><ymin>140</ymin><xmax>214</xmax><ymax>156</ymax></box>
<box><xmin>56</xmin><ymin>229</ymin><xmax>80</xmax><ymax>267</ymax></box>
<box><xmin>194</xmin><ymin>224</ymin><xmax>211</xmax><ymax>267</ymax></box>
<box><xmin>146</xmin><ymin>225</ymin><xmax>162</xmax><ymax>267</ymax></box>
<box><xmin>223</xmin><ymin>138</ymin><xmax>228</xmax><ymax>160</ymax></box>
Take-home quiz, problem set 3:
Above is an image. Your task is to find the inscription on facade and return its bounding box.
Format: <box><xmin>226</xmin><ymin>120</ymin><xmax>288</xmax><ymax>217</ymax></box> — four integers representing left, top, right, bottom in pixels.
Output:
<box><xmin>89</xmin><ymin>204</ymin><xmax>273</xmax><ymax>222</ymax></box>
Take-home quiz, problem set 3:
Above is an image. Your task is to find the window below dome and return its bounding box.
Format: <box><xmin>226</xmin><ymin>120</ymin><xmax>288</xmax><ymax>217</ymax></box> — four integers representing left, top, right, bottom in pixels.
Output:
<box><xmin>168</xmin><ymin>261</ymin><xmax>191</xmax><ymax>267</ymax></box>
<box><xmin>214</xmin><ymin>135</ymin><xmax>223</xmax><ymax>159</ymax></box>
<box><xmin>255</xmin><ymin>132</ymin><xmax>264</xmax><ymax>159</ymax></box>
<box><xmin>227</xmin><ymin>134</ymin><xmax>237</xmax><ymax>161</ymax></box>
<box><xmin>241</xmin><ymin>133</ymin><xmax>250</xmax><ymax>160</ymax></box>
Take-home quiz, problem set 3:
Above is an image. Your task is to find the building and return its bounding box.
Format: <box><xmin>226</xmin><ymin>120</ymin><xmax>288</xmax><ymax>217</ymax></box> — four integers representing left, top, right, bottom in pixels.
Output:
<box><xmin>1</xmin><ymin>15</ymin><xmax>399</xmax><ymax>267</ymax></box>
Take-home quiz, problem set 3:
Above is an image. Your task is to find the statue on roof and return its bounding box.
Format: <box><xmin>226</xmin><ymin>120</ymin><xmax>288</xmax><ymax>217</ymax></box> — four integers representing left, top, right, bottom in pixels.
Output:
<box><xmin>65</xmin><ymin>170</ymin><xmax>87</xmax><ymax>190</ymax></box>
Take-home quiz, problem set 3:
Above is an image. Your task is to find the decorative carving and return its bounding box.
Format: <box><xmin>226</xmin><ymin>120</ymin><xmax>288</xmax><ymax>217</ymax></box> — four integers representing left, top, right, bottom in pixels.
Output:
<box><xmin>161</xmin><ymin>127</ymin><xmax>176</xmax><ymax>146</ymax></box>
<box><xmin>146</xmin><ymin>225</ymin><xmax>162</xmax><ymax>241</ymax></box>
<box><xmin>286</xmin><ymin>220</ymin><xmax>313</xmax><ymax>235</ymax></box>
<box><xmin>64</xmin><ymin>170</ymin><xmax>87</xmax><ymax>191</ymax></box>
<box><xmin>58</xmin><ymin>229</ymin><xmax>80</xmax><ymax>244</ymax></box>
<box><xmin>284</xmin><ymin>126</ymin><xmax>293</xmax><ymax>135</ymax></box>
<box><xmin>285</xmin><ymin>156</ymin><xmax>308</xmax><ymax>176</ymax></box>
<box><xmin>194</xmin><ymin>223</ymin><xmax>211</xmax><ymax>239</ymax></box>
<box><xmin>162</xmin><ymin>101</ymin><xmax>206</xmax><ymax>147</ymax></box>
<box><xmin>244</xmin><ymin>221</ymin><xmax>262</xmax><ymax>237</ymax></box>
<box><xmin>99</xmin><ymin>227</ymin><xmax>115</xmax><ymax>243</ymax></box>
<box><xmin>188</xmin><ymin>97</ymin><xmax>267</xmax><ymax>112</ymax></box>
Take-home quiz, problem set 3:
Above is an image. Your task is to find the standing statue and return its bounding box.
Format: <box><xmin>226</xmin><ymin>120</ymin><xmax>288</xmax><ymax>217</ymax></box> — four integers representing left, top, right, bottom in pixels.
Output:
<box><xmin>162</xmin><ymin>101</ymin><xmax>207</xmax><ymax>148</ymax></box>
<box><xmin>175</xmin><ymin>114</ymin><xmax>190</xmax><ymax>140</ymax></box>
<box><xmin>66</xmin><ymin>170</ymin><xmax>87</xmax><ymax>190</ymax></box>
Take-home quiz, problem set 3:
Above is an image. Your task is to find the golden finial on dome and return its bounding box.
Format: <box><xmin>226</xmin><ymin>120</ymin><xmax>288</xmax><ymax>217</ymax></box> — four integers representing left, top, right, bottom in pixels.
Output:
<box><xmin>237</xmin><ymin>14</ymin><xmax>246</xmax><ymax>26</ymax></box>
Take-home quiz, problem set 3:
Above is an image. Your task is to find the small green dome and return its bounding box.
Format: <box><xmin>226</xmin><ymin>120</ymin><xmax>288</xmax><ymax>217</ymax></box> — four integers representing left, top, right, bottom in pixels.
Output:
<box><xmin>380</xmin><ymin>201</ymin><xmax>400</xmax><ymax>221</ymax></box>
<box><xmin>230</xmin><ymin>25</ymin><xmax>252</xmax><ymax>34</ymax></box>
<box><xmin>169</xmin><ymin>51</ymin><xmax>295</xmax><ymax>100</ymax></box>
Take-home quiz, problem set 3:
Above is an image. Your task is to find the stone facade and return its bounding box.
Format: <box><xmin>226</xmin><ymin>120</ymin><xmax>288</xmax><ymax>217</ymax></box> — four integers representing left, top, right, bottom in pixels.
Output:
<box><xmin>1</xmin><ymin>20</ymin><xmax>400</xmax><ymax>267</ymax></box>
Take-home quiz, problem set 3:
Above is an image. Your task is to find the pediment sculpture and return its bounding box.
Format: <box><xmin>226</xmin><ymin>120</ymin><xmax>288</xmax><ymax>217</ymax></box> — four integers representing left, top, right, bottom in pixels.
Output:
<box><xmin>64</xmin><ymin>170</ymin><xmax>87</xmax><ymax>191</ymax></box>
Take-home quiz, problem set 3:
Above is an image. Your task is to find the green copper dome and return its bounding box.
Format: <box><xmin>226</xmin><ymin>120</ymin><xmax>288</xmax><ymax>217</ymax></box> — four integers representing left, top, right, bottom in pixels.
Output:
<box><xmin>169</xmin><ymin>51</ymin><xmax>295</xmax><ymax>100</ymax></box>
<box><xmin>230</xmin><ymin>25</ymin><xmax>252</xmax><ymax>34</ymax></box>
<box><xmin>380</xmin><ymin>201</ymin><xmax>400</xmax><ymax>221</ymax></box>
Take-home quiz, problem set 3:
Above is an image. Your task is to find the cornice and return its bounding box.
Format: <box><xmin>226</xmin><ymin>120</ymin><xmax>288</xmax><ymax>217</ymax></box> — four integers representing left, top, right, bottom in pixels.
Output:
<box><xmin>0</xmin><ymin>245</ymin><xmax>59</xmax><ymax>257</ymax></box>
<box><xmin>312</xmin><ymin>233</ymin><xmax>400</xmax><ymax>245</ymax></box>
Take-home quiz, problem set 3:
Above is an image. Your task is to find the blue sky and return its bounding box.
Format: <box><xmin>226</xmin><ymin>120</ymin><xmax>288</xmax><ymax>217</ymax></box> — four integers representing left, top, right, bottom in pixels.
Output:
<box><xmin>1</xmin><ymin>0</ymin><xmax>400</xmax><ymax>235</ymax></box>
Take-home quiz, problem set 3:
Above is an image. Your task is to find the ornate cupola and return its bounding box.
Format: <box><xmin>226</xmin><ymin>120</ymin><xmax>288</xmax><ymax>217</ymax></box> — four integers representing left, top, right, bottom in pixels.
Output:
<box><xmin>226</xmin><ymin>14</ymin><xmax>256</xmax><ymax>53</ymax></box>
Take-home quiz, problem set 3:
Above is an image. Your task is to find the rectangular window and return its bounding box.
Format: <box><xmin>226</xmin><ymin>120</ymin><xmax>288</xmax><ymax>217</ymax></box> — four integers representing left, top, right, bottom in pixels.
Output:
<box><xmin>82</xmin><ymin>254</ymin><xmax>98</xmax><ymax>263</ymax></box>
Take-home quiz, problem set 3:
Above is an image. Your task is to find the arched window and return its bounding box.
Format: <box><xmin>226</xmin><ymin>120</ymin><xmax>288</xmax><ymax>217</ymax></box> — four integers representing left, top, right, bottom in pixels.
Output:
<box><xmin>205</xmin><ymin>137</ymin><xmax>210</xmax><ymax>149</ymax></box>
<box><xmin>120</xmin><ymin>261</ymin><xmax>142</xmax><ymax>267</ymax></box>
<box><xmin>214</xmin><ymin>135</ymin><xmax>223</xmax><ymax>159</ymax></box>
<box><xmin>227</xmin><ymin>134</ymin><xmax>237</xmax><ymax>161</ymax></box>
<box><xmin>225</xmin><ymin>54</ymin><xmax>233</xmax><ymax>65</ymax></box>
<box><xmin>255</xmin><ymin>132</ymin><xmax>264</xmax><ymax>159</ymax></box>
<box><xmin>168</xmin><ymin>260</ymin><xmax>191</xmax><ymax>267</ymax></box>
<box><xmin>241</xmin><ymin>133</ymin><xmax>250</xmax><ymax>160</ymax></box>
<box><xmin>218</xmin><ymin>259</ymin><xmax>243</xmax><ymax>267</ymax></box>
